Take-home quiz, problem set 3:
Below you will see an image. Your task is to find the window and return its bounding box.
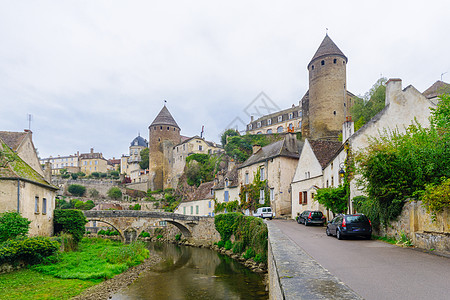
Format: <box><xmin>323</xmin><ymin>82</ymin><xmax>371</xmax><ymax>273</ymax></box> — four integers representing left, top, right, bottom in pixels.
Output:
<box><xmin>321</xmin><ymin>60</ymin><xmax>325</xmax><ymax>65</ymax></box>
<box><xmin>183</xmin><ymin>207</ymin><xmax>186</xmax><ymax>215</ymax></box>
<box><xmin>259</xmin><ymin>190</ymin><xmax>265</xmax><ymax>204</ymax></box>
<box><xmin>257</xmin><ymin>131</ymin><xmax>262</xmax><ymax>134</ymax></box>
<box><xmin>42</xmin><ymin>198</ymin><xmax>47</xmax><ymax>214</ymax></box>
<box><xmin>199</xmin><ymin>145</ymin><xmax>203</xmax><ymax>151</ymax></box>
<box><xmin>224</xmin><ymin>191</ymin><xmax>229</xmax><ymax>202</ymax></box>
<box><xmin>298</xmin><ymin>121</ymin><xmax>302</xmax><ymax>128</ymax></box>
<box><xmin>277</xmin><ymin>126</ymin><xmax>283</xmax><ymax>133</ymax></box>
<box><xmin>208</xmin><ymin>201</ymin><xmax>211</xmax><ymax>208</ymax></box>
<box><xmin>267</xmin><ymin>129</ymin><xmax>272</xmax><ymax>134</ymax></box>
<box><xmin>288</xmin><ymin>123</ymin><xmax>293</xmax><ymax>131</ymax></box>
<box><xmin>245</xmin><ymin>172</ymin><xmax>249</xmax><ymax>184</ymax></box>
<box><xmin>311</xmin><ymin>65</ymin><xmax>314</xmax><ymax>70</ymax></box>
<box><xmin>35</xmin><ymin>196</ymin><xmax>39</xmax><ymax>213</ymax></box>
<box><xmin>167</xmin><ymin>127</ymin><xmax>170</xmax><ymax>130</ymax></box>
<box><xmin>267</xmin><ymin>119</ymin><xmax>272</xmax><ymax>125</ymax></box>
<box><xmin>303</xmin><ymin>191</ymin><xmax>308</xmax><ymax>204</ymax></box>
<box><xmin>191</xmin><ymin>206</ymin><xmax>193</xmax><ymax>214</ymax></box>
<box><xmin>260</xmin><ymin>167</ymin><xmax>265</xmax><ymax>181</ymax></box>
<box><xmin>333</xmin><ymin>111</ymin><xmax>336</xmax><ymax>115</ymax></box>
<box><xmin>210</xmin><ymin>189</ymin><xmax>214</xmax><ymax>196</ymax></box>
<box><xmin>257</xmin><ymin>121</ymin><xmax>261</xmax><ymax>128</ymax></box>
<box><xmin>277</xmin><ymin>116</ymin><xmax>282</xmax><ymax>122</ymax></box>
<box><xmin>196</xmin><ymin>206</ymin><xmax>199</xmax><ymax>214</ymax></box>
<box><xmin>248</xmin><ymin>124</ymin><xmax>252</xmax><ymax>130</ymax></box>
<box><xmin>333</xmin><ymin>58</ymin><xmax>337</xmax><ymax>64</ymax></box>
<box><xmin>289</xmin><ymin>113</ymin><xmax>293</xmax><ymax>120</ymax></box>
<box><xmin>331</xmin><ymin>176</ymin><xmax>334</xmax><ymax>187</ymax></box>
<box><xmin>160</xmin><ymin>126</ymin><xmax>163</xmax><ymax>130</ymax></box>
<box><xmin>225</xmin><ymin>179</ymin><xmax>229</xmax><ymax>187</ymax></box>
<box><xmin>270</xmin><ymin>188</ymin><xmax>274</xmax><ymax>201</ymax></box>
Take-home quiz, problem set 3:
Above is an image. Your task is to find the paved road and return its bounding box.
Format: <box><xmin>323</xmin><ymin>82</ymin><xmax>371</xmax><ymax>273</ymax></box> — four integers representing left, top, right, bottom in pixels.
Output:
<box><xmin>271</xmin><ymin>219</ymin><xmax>450</xmax><ymax>300</ymax></box>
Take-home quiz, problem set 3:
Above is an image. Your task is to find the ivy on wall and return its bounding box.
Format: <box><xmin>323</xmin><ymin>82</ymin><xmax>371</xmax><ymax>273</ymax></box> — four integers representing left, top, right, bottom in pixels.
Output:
<box><xmin>239</xmin><ymin>168</ymin><xmax>270</xmax><ymax>212</ymax></box>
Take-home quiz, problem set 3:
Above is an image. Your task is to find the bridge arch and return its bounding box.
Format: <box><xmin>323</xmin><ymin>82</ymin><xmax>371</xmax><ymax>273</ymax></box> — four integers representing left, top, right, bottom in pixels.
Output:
<box><xmin>86</xmin><ymin>218</ymin><xmax>125</xmax><ymax>241</ymax></box>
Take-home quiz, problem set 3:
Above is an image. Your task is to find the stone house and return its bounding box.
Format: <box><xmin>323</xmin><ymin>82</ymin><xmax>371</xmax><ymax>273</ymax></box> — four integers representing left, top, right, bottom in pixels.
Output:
<box><xmin>175</xmin><ymin>181</ymin><xmax>215</xmax><ymax>216</ymax></box>
<box><xmin>0</xmin><ymin>134</ymin><xmax>58</xmax><ymax>237</ymax></box>
<box><xmin>39</xmin><ymin>153</ymin><xmax>80</xmax><ymax>175</ymax></box>
<box><xmin>79</xmin><ymin>148</ymin><xmax>108</xmax><ymax>175</ymax></box>
<box><xmin>238</xmin><ymin>134</ymin><xmax>303</xmax><ymax>217</ymax></box>
<box><xmin>246</xmin><ymin>103</ymin><xmax>302</xmax><ymax>135</ymax></box>
<box><xmin>214</xmin><ymin>162</ymin><xmax>240</xmax><ymax>213</ymax></box>
<box><xmin>172</xmin><ymin>135</ymin><xmax>222</xmax><ymax>188</ymax></box>
<box><xmin>290</xmin><ymin>139</ymin><xmax>342</xmax><ymax>221</ymax></box>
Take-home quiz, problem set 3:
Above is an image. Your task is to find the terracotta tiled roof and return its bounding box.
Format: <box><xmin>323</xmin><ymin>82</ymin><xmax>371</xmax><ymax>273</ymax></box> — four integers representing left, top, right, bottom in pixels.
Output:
<box><xmin>150</xmin><ymin>106</ymin><xmax>180</xmax><ymax>129</ymax></box>
<box><xmin>0</xmin><ymin>131</ymin><xmax>28</xmax><ymax>151</ymax></box>
<box><xmin>309</xmin><ymin>140</ymin><xmax>342</xmax><ymax>169</ymax></box>
<box><xmin>308</xmin><ymin>34</ymin><xmax>347</xmax><ymax>68</ymax></box>
<box><xmin>422</xmin><ymin>80</ymin><xmax>450</xmax><ymax>99</ymax></box>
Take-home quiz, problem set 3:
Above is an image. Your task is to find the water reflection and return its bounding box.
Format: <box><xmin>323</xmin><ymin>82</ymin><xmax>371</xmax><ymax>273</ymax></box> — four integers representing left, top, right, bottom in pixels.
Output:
<box><xmin>111</xmin><ymin>242</ymin><xmax>268</xmax><ymax>300</ymax></box>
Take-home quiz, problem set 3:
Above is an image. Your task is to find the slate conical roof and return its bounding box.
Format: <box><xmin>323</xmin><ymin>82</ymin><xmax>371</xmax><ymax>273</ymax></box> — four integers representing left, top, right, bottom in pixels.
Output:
<box><xmin>149</xmin><ymin>106</ymin><xmax>180</xmax><ymax>129</ymax></box>
<box><xmin>308</xmin><ymin>34</ymin><xmax>347</xmax><ymax>68</ymax></box>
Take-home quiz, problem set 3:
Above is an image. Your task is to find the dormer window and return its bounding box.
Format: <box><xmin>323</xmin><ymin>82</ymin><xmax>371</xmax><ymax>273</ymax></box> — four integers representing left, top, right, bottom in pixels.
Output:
<box><xmin>267</xmin><ymin>119</ymin><xmax>272</xmax><ymax>125</ymax></box>
<box><xmin>289</xmin><ymin>113</ymin><xmax>293</xmax><ymax>120</ymax></box>
<box><xmin>277</xmin><ymin>116</ymin><xmax>282</xmax><ymax>122</ymax></box>
<box><xmin>225</xmin><ymin>178</ymin><xmax>229</xmax><ymax>187</ymax></box>
<box><xmin>257</xmin><ymin>121</ymin><xmax>261</xmax><ymax>128</ymax></box>
<box><xmin>248</xmin><ymin>124</ymin><xmax>253</xmax><ymax>130</ymax></box>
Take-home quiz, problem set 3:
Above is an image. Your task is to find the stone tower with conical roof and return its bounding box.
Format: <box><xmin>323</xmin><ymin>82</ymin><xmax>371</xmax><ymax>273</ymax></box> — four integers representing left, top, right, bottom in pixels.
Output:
<box><xmin>148</xmin><ymin>106</ymin><xmax>181</xmax><ymax>190</ymax></box>
<box><xmin>304</xmin><ymin>34</ymin><xmax>352</xmax><ymax>139</ymax></box>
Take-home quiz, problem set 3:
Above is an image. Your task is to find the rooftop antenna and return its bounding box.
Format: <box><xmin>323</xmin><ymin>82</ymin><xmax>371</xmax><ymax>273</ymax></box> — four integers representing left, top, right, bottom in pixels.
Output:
<box><xmin>164</xmin><ymin>100</ymin><xmax>167</xmax><ymax>106</ymax></box>
<box><xmin>27</xmin><ymin>114</ymin><xmax>32</xmax><ymax>131</ymax></box>
<box><xmin>441</xmin><ymin>72</ymin><xmax>447</xmax><ymax>81</ymax></box>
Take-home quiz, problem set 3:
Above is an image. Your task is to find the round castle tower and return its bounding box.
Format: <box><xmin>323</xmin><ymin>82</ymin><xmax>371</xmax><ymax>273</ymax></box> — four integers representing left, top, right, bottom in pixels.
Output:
<box><xmin>148</xmin><ymin>106</ymin><xmax>181</xmax><ymax>190</ymax></box>
<box><xmin>307</xmin><ymin>34</ymin><xmax>348</xmax><ymax>139</ymax></box>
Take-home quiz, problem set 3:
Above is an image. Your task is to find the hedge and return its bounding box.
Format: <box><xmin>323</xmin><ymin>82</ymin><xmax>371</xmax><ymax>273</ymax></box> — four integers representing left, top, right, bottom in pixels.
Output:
<box><xmin>0</xmin><ymin>236</ymin><xmax>59</xmax><ymax>265</ymax></box>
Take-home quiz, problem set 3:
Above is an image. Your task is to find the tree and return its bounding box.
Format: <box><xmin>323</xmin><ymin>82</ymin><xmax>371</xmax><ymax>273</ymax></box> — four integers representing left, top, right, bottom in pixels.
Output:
<box><xmin>315</xmin><ymin>186</ymin><xmax>347</xmax><ymax>215</ymax></box>
<box><xmin>221</xmin><ymin>129</ymin><xmax>240</xmax><ymax>146</ymax></box>
<box><xmin>107</xmin><ymin>187</ymin><xmax>122</xmax><ymax>200</ymax></box>
<box><xmin>68</xmin><ymin>184</ymin><xmax>86</xmax><ymax>197</ymax></box>
<box><xmin>53</xmin><ymin>209</ymin><xmax>88</xmax><ymax>244</ymax></box>
<box><xmin>88</xmin><ymin>188</ymin><xmax>99</xmax><ymax>198</ymax></box>
<box><xmin>139</xmin><ymin>148</ymin><xmax>149</xmax><ymax>169</ymax></box>
<box><xmin>351</xmin><ymin>77</ymin><xmax>387</xmax><ymax>131</ymax></box>
<box><xmin>0</xmin><ymin>211</ymin><xmax>31</xmax><ymax>243</ymax></box>
<box><xmin>71</xmin><ymin>173</ymin><xmax>78</xmax><ymax>180</ymax></box>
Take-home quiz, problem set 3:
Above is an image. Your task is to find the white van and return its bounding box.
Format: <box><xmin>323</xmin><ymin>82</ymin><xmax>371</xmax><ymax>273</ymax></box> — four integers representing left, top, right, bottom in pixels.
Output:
<box><xmin>253</xmin><ymin>207</ymin><xmax>274</xmax><ymax>219</ymax></box>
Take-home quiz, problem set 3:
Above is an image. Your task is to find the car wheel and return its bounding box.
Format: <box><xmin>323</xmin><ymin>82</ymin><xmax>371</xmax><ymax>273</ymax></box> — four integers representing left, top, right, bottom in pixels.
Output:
<box><xmin>337</xmin><ymin>229</ymin><xmax>343</xmax><ymax>240</ymax></box>
<box><xmin>326</xmin><ymin>227</ymin><xmax>331</xmax><ymax>236</ymax></box>
<box><xmin>297</xmin><ymin>218</ymin><xmax>301</xmax><ymax>224</ymax></box>
<box><xmin>305</xmin><ymin>221</ymin><xmax>309</xmax><ymax>226</ymax></box>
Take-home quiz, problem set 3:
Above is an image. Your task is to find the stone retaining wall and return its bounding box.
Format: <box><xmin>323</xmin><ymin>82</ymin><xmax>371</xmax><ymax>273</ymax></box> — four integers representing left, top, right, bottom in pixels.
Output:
<box><xmin>377</xmin><ymin>201</ymin><xmax>450</xmax><ymax>254</ymax></box>
<box><xmin>266</xmin><ymin>221</ymin><xmax>362</xmax><ymax>300</ymax></box>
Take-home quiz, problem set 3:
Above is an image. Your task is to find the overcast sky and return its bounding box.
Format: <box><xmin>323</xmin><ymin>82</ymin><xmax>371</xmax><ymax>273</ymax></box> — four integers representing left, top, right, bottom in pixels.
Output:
<box><xmin>1</xmin><ymin>1</ymin><xmax>449</xmax><ymax>159</ymax></box>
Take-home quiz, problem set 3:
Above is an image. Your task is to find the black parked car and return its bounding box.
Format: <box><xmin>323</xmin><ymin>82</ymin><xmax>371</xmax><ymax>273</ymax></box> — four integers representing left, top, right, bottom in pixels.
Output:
<box><xmin>326</xmin><ymin>214</ymin><xmax>372</xmax><ymax>240</ymax></box>
<box><xmin>297</xmin><ymin>210</ymin><xmax>326</xmax><ymax>226</ymax></box>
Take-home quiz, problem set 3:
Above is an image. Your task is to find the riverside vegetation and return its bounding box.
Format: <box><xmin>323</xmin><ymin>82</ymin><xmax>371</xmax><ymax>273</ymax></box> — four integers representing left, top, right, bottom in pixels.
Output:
<box><xmin>0</xmin><ymin>210</ymin><xmax>151</xmax><ymax>299</ymax></box>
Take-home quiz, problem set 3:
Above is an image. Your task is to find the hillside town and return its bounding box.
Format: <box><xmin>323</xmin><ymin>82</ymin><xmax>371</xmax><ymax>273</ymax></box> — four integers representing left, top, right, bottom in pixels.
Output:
<box><xmin>1</xmin><ymin>33</ymin><xmax>450</xmax><ymax>299</ymax></box>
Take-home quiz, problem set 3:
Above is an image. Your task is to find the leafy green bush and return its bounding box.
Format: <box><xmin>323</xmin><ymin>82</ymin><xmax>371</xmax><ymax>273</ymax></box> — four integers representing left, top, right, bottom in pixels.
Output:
<box><xmin>217</xmin><ymin>240</ymin><xmax>225</xmax><ymax>248</ymax></box>
<box><xmin>107</xmin><ymin>187</ymin><xmax>122</xmax><ymax>200</ymax></box>
<box><xmin>54</xmin><ymin>209</ymin><xmax>88</xmax><ymax>244</ymax></box>
<box><xmin>139</xmin><ymin>231</ymin><xmax>150</xmax><ymax>238</ymax></box>
<box><xmin>0</xmin><ymin>211</ymin><xmax>31</xmax><ymax>243</ymax></box>
<box><xmin>91</xmin><ymin>172</ymin><xmax>100</xmax><ymax>178</ymax></box>
<box><xmin>88</xmin><ymin>188</ymin><xmax>99</xmax><ymax>198</ymax></box>
<box><xmin>129</xmin><ymin>204</ymin><xmax>141</xmax><ymax>210</ymax></box>
<box><xmin>0</xmin><ymin>236</ymin><xmax>59</xmax><ymax>265</ymax></box>
<box><xmin>315</xmin><ymin>185</ymin><xmax>347</xmax><ymax>215</ymax></box>
<box><xmin>98</xmin><ymin>229</ymin><xmax>119</xmax><ymax>236</ymax></box>
<box><xmin>70</xmin><ymin>173</ymin><xmax>78</xmax><ymax>180</ymax></box>
<box><xmin>224</xmin><ymin>240</ymin><xmax>232</xmax><ymax>250</ymax></box>
<box><xmin>74</xmin><ymin>199</ymin><xmax>95</xmax><ymax>210</ymax></box>
<box><xmin>68</xmin><ymin>184</ymin><xmax>86</xmax><ymax>197</ymax></box>
<box><xmin>214</xmin><ymin>213</ymin><xmax>241</xmax><ymax>241</ymax></box>
<box><xmin>232</xmin><ymin>241</ymin><xmax>245</xmax><ymax>254</ymax></box>
<box><xmin>243</xmin><ymin>248</ymin><xmax>255</xmax><ymax>259</ymax></box>
<box><xmin>175</xmin><ymin>233</ymin><xmax>181</xmax><ymax>241</ymax></box>
<box><xmin>156</xmin><ymin>235</ymin><xmax>163</xmax><ymax>239</ymax></box>
<box><xmin>421</xmin><ymin>177</ymin><xmax>450</xmax><ymax>220</ymax></box>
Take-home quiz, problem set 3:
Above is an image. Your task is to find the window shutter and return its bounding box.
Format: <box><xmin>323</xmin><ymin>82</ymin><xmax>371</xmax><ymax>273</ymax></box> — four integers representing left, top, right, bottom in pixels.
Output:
<box><xmin>299</xmin><ymin>192</ymin><xmax>302</xmax><ymax>204</ymax></box>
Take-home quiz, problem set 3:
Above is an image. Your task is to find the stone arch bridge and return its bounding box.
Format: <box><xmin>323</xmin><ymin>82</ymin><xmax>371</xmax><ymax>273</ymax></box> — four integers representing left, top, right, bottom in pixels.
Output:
<box><xmin>83</xmin><ymin>210</ymin><xmax>219</xmax><ymax>244</ymax></box>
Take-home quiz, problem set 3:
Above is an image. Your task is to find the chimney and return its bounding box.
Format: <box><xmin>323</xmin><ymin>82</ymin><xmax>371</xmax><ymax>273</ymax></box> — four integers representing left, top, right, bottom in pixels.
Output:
<box><xmin>44</xmin><ymin>162</ymin><xmax>52</xmax><ymax>184</ymax></box>
<box><xmin>90</xmin><ymin>148</ymin><xmax>94</xmax><ymax>154</ymax></box>
<box><xmin>251</xmin><ymin>116</ymin><xmax>254</xmax><ymax>122</ymax></box>
<box><xmin>228</xmin><ymin>159</ymin><xmax>235</xmax><ymax>172</ymax></box>
<box><xmin>385</xmin><ymin>78</ymin><xmax>402</xmax><ymax>106</ymax></box>
<box><xmin>342</xmin><ymin>116</ymin><xmax>354</xmax><ymax>141</ymax></box>
<box><xmin>252</xmin><ymin>144</ymin><xmax>261</xmax><ymax>154</ymax></box>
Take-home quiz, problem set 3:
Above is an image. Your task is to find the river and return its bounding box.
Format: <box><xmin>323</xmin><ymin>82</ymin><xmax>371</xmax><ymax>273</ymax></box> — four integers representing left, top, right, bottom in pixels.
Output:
<box><xmin>111</xmin><ymin>242</ymin><xmax>268</xmax><ymax>300</ymax></box>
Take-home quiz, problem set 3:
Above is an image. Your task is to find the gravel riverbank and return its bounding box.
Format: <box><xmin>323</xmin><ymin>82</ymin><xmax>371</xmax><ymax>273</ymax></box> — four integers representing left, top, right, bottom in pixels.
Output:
<box><xmin>72</xmin><ymin>254</ymin><xmax>162</xmax><ymax>300</ymax></box>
